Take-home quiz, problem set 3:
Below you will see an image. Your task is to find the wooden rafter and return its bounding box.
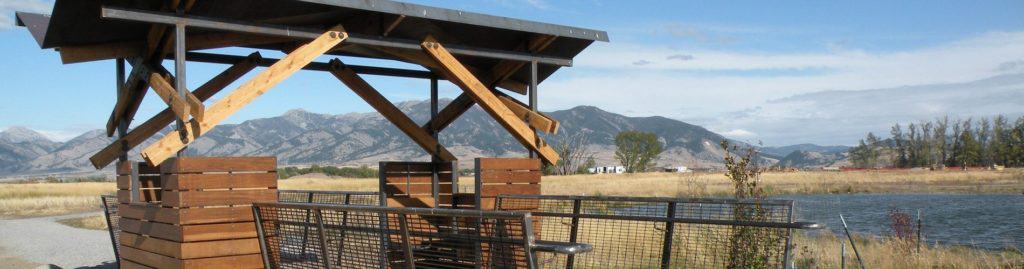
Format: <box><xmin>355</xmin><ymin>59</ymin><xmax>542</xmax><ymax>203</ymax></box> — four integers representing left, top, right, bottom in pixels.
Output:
<box><xmin>59</xmin><ymin>32</ymin><xmax>293</xmax><ymax>64</ymax></box>
<box><xmin>382</xmin><ymin>15</ymin><xmax>406</xmax><ymax>37</ymax></box>
<box><xmin>105</xmin><ymin>58</ymin><xmax>162</xmax><ymax>136</ymax></box>
<box><xmin>90</xmin><ymin>52</ymin><xmax>262</xmax><ymax>169</ymax></box>
<box><xmin>421</xmin><ymin>36</ymin><xmax>559</xmax><ymax>165</ymax></box>
<box><xmin>141</xmin><ymin>26</ymin><xmax>348</xmax><ymax>166</ymax></box>
<box><xmin>328</xmin><ymin>59</ymin><xmax>456</xmax><ymax>162</ymax></box>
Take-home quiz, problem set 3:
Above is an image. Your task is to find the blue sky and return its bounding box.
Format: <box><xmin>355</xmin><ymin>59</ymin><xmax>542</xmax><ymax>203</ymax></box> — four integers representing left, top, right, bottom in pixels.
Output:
<box><xmin>1</xmin><ymin>0</ymin><xmax>1023</xmax><ymax>146</ymax></box>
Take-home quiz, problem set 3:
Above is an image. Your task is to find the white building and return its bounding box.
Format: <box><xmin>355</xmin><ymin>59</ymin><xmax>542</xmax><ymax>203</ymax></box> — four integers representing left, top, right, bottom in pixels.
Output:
<box><xmin>588</xmin><ymin>165</ymin><xmax>625</xmax><ymax>174</ymax></box>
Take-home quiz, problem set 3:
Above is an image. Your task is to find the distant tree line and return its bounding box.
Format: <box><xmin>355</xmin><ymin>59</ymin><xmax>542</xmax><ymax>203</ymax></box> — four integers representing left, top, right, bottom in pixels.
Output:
<box><xmin>849</xmin><ymin>115</ymin><xmax>1024</xmax><ymax>168</ymax></box>
<box><xmin>277</xmin><ymin>164</ymin><xmax>377</xmax><ymax>179</ymax></box>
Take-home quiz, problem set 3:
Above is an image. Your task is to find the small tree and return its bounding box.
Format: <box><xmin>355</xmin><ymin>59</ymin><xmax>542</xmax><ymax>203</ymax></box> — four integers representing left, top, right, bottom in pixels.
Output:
<box><xmin>721</xmin><ymin>140</ymin><xmax>773</xmax><ymax>268</ymax></box>
<box><xmin>614</xmin><ymin>131</ymin><xmax>663</xmax><ymax>173</ymax></box>
<box><xmin>553</xmin><ymin>132</ymin><xmax>593</xmax><ymax>175</ymax></box>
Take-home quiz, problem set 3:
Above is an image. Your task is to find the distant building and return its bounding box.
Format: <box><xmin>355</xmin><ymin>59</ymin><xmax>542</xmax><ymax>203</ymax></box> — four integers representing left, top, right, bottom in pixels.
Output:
<box><xmin>662</xmin><ymin>166</ymin><xmax>692</xmax><ymax>173</ymax></box>
<box><xmin>588</xmin><ymin>165</ymin><xmax>625</xmax><ymax>174</ymax></box>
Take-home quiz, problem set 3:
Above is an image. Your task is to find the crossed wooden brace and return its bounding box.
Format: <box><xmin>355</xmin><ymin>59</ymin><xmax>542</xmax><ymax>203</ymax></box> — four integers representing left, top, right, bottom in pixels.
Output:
<box><xmin>90</xmin><ymin>25</ymin><xmax>562</xmax><ymax>169</ymax></box>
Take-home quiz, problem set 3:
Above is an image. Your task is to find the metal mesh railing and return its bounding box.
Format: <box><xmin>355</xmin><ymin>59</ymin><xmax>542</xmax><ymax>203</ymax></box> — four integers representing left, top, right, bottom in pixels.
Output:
<box><xmin>253</xmin><ymin>202</ymin><xmax>538</xmax><ymax>269</ymax></box>
<box><xmin>496</xmin><ymin>195</ymin><xmax>821</xmax><ymax>269</ymax></box>
<box><xmin>100</xmin><ymin>195</ymin><xmax>120</xmax><ymax>262</ymax></box>
<box><xmin>278</xmin><ymin>190</ymin><xmax>380</xmax><ymax>206</ymax></box>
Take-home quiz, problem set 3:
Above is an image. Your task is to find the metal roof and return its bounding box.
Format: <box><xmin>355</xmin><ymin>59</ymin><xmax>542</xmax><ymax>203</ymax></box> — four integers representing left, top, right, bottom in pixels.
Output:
<box><xmin>18</xmin><ymin>0</ymin><xmax>608</xmax><ymax>85</ymax></box>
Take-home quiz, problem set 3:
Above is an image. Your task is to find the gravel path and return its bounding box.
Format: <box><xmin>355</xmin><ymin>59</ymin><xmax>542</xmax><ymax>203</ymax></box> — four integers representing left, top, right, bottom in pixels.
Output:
<box><xmin>0</xmin><ymin>212</ymin><xmax>117</xmax><ymax>268</ymax></box>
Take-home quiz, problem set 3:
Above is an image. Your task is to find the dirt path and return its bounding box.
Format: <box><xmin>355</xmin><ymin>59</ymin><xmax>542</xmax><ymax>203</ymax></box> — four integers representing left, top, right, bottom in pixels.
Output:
<box><xmin>0</xmin><ymin>212</ymin><xmax>116</xmax><ymax>268</ymax></box>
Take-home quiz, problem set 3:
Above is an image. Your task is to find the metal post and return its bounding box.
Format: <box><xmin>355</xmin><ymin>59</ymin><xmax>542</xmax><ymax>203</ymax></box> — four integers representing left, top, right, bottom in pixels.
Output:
<box><xmin>337</xmin><ymin>194</ymin><xmax>351</xmax><ymax>265</ymax></box>
<box><xmin>115</xmin><ymin>58</ymin><xmax>128</xmax><ymax>163</ymax></box>
<box><xmin>130</xmin><ymin>162</ymin><xmax>140</xmax><ymax>203</ymax></box>
<box><xmin>841</xmin><ymin>242</ymin><xmax>846</xmax><ymax>269</ymax></box>
<box><xmin>314</xmin><ymin>209</ymin><xmax>331</xmax><ymax>268</ymax></box>
<box><xmin>174</xmin><ymin>6</ymin><xmax>189</xmax><ymax>156</ymax></box>
<box><xmin>522</xmin><ymin>213</ymin><xmax>539</xmax><ymax>269</ymax></box>
<box><xmin>565</xmin><ymin>199</ymin><xmax>582</xmax><ymax>268</ymax></box>
<box><xmin>397</xmin><ymin>213</ymin><xmax>416</xmax><ymax>269</ymax></box>
<box><xmin>839</xmin><ymin>214</ymin><xmax>866</xmax><ymax>269</ymax></box>
<box><xmin>528</xmin><ymin>60</ymin><xmax>538</xmax><ymax>159</ymax></box>
<box><xmin>253</xmin><ymin>205</ymin><xmax>273</xmax><ymax>269</ymax></box>
<box><xmin>300</xmin><ymin>192</ymin><xmax>313</xmax><ymax>257</ymax></box>
<box><xmin>430</xmin><ymin>77</ymin><xmax>440</xmax><ymax>207</ymax></box>
<box><xmin>917</xmin><ymin>209</ymin><xmax>922</xmax><ymax>253</ymax></box>
<box><xmin>660</xmin><ymin>202</ymin><xmax>677</xmax><ymax>269</ymax></box>
<box><xmin>100</xmin><ymin>197</ymin><xmax>120</xmax><ymax>264</ymax></box>
<box><xmin>783</xmin><ymin>201</ymin><xmax>796</xmax><ymax>268</ymax></box>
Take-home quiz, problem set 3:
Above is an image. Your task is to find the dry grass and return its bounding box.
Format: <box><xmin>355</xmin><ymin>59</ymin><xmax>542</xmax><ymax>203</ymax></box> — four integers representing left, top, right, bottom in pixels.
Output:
<box><xmin>277</xmin><ymin>176</ymin><xmax>377</xmax><ymax>191</ymax></box>
<box><xmin>0</xmin><ymin>182</ymin><xmax>115</xmax><ymax>218</ymax></box>
<box><xmin>56</xmin><ymin>214</ymin><xmax>109</xmax><ymax>230</ymax></box>
<box><xmin>794</xmin><ymin>232</ymin><xmax>1024</xmax><ymax>269</ymax></box>
<box><xmin>541</xmin><ymin>170</ymin><xmax>1024</xmax><ymax>197</ymax></box>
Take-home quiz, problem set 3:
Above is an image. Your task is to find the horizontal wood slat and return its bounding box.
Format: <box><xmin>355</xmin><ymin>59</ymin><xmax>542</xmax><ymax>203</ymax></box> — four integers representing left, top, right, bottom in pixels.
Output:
<box><xmin>160</xmin><ymin>157</ymin><xmax>277</xmax><ymax>173</ymax></box>
<box><xmin>384</xmin><ymin>184</ymin><xmax>453</xmax><ymax>196</ymax></box>
<box><xmin>118</xmin><ymin>189</ymin><xmax>162</xmax><ymax>204</ymax></box>
<box><xmin>383</xmin><ymin>175</ymin><xmax>456</xmax><ymax>184</ymax></box>
<box><xmin>162</xmin><ymin>173</ymin><xmax>277</xmax><ymax>190</ymax></box>
<box><xmin>120</xmin><ymin>245</ymin><xmax>264</xmax><ymax>269</ymax></box>
<box><xmin>478</xmin><ymin>170</ymin><xmax>541</xmax><ymax>184</ymax></box>
<box><xmin>119</xmin><ymin>204</ymin><xmax>255</xmax><ymax>225</ymax></box>
<box><xmin>119</xmin><ymin>218</ymin><xmax>257</xmax><ymax>242</ymax></box>
<box><xmin>120</xmin><ymin>258</ymin><xmax>155</xmax><ymax>269</ymax></box>
<box><xmin>476</xmin><ymin>158</ymin><xmax>542</xmax><ymax>171</ymax></box>
<box><xmin>479</xmin><ymin>184</ymin><xmax>540</xmax><ymax>197</ymax></box>
<box><xmin>380</xmin><ymin>162</ymin><xmax>454</xmax><ymax>173</ymax></box>
<box><xmin>120</xmin><ymin>232</ymin><xmax>260</xmax><ymax>259</ymax></box>
<box><xmin>117</xmin><ymin>175</ymin><xmax>161</xmax><ymax>190</ymax></box>
<box><xmin>161</xmin><ymin>189</ymin><xmax>277</xmax><ymax>207</ymax></box>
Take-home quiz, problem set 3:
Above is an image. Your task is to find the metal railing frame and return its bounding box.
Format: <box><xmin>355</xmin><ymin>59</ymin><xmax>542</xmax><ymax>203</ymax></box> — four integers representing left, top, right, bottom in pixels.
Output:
<box><xmin>495</xmin><ymin>194</ymin><xmax>822</xmax><ymax>269</ymax></box>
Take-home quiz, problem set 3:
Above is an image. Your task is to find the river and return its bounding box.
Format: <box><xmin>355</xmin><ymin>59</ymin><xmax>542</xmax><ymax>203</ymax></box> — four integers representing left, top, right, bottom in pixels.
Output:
<box><xmin>778</xmin><ymin>193</ymin><xmax>1024</xmax><ymax>251</ymax></box>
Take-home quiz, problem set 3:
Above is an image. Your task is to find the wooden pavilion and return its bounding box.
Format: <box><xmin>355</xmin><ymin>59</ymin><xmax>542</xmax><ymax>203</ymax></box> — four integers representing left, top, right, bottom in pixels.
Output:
<box><xmin>17</xmin><ymin>0</ymin><xmax>606</xmax><ymax>268</ymax></box>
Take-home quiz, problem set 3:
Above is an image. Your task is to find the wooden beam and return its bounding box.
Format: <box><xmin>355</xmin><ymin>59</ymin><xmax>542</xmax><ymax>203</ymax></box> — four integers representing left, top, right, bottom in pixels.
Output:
<box><xmin>485</xmin><ymin>35</ymin><xmax>557</xmax><ymax>93</ymax></box>
<box><xmin>382</xmin><ymin>15</ymin><xmax>406</xmax><ymax>37</ymax></box>
<box><xmin>89</xmin><ymin>52</ymin><xmax>262</xmax><ymax>169</ymax></box>
<box><xmin>498</xmin><ymin>95</ymin><xmax>558</xmax><ymax>134</ymax></box>
<box><xmin>106</xmin><ymin>58</ymin><xmax>165</xmax><ymax>137</ymax></box>
<box><xmin>148</xmin><ymin>72</ymin><xmax>190</xmax><ymax>123</ymax></box>
<box><xmin>148</xmin><ymin>73</ymin><xmax>205</xmax><ymax>122</ymax></box>
<box><xmin>421</xmin><ymin>36</ymin><xmax>559</xmax><ymax>165</ymax></box>
<box><xmin>328</xmin><ymin>59</ymin><xmax>456</xmax><ymax>162</ymax></box>
<box><xmin>59</xmin><ymin>32</ymin><xmax>294</xmax><ymax>64</ymax></box>
<box><xmin>369</xmin><ymin>46</ymin><xmax>529</xmax><ymax>93</ymax></box>
<box><xmin>141</xmin><ymin>26</ymin><xmax>347</xmax><ymax>166</ymax></box>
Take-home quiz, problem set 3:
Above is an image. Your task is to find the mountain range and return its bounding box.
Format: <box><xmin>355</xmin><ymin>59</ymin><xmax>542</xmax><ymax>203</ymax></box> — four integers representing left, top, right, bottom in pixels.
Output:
<box><xmin>0</xmin><ymin>100</ymin><xmax>847</xmax><ymax>177</ymax></box>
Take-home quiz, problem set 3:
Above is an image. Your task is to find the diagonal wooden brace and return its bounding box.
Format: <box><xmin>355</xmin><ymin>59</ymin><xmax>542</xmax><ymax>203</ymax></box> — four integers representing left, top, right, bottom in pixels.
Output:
<box><xmin>89</xmin><ymin>52</ymin><xmax>262</xmax><ymax>169</ymax></box>
<box><xmin>148</xmin><ymin>72</ymin><xmax>204</xmax><ymax>123</ymax></box>
<box><xmin>328</xmin><ymin>59</ymin><xmax>457</xmax><ymax>162</ymax></box>
<box><xmin>421</xmin><ymin>36</ymin><xmax>560</xmax><ymax>165</ymax></box>
<box><xmin>141</xmin><ymin>26</ymin><xmax>348</xmax><ymax>166</ymax></box>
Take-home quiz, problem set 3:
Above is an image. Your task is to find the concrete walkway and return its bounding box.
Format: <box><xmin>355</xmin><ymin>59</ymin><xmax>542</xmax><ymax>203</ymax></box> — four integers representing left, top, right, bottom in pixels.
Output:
<box><xmin>0</xmin><ymin>212</ymin><xmax>117</xmax><ymax>269</ymax></box>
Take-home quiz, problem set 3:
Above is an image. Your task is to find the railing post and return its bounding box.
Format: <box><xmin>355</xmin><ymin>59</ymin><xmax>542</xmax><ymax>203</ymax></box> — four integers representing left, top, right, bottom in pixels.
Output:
<box><xmin>565</xmin><ymin>198</ymin><xmax>582</xmax><ymax>268</ymax></box>
<box><xmin>522</xmin><ymin>213</ymin><xmax>539</xmax><ymax>269</ymax></box>
<box><xmin>100</xmin><ymin>197</ymin><xmax>120</xmax><ymax>264</ymax></box>
<box><xmin>252</xmin><ymin>205</ymin><xmax>272</xmax><ymax>269</ymax></box>
<box><xmin>336</xmin><ymin>194</ymin><xmax>351</xmax><ymax>265</ymax></box>
<box><xmin>783</xmin><ymin>201</ymin><xmax>795</xmax><ymax>268</ymax></box>
<box><xmin>398</xmin><ymin>213</ymin><xmax>416</xmax><ymax>269</ymax></box>
<box><xmin>314</xmin><ymin>208</ymin><xmax>331</xmax><ymax>268</ymax></box>
<box><xmin>660</xmin><ymin>202</ymin><xmax>677</xmax><ymax>269</ymax></box>
<box><xmin>300</xmin><ymin>192</ymin><xmax>314</xmax><ymax>256</ymax></box>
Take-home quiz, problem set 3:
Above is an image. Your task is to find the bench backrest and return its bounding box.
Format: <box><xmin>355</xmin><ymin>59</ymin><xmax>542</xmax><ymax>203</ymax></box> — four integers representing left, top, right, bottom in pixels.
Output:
<box><xmin>253</xmin><ymin>202</ymin><xmax>539</xmax><ymax>269</ymax></box>
<box><xmin>496</xmin><ymin>195</ymin><xmax>806</xmax><ymax>269</ymax></box>
<box><xmin>379</xmin><ymin>161</ymin><xmax>457</xmax><ymax>208</ymax></box>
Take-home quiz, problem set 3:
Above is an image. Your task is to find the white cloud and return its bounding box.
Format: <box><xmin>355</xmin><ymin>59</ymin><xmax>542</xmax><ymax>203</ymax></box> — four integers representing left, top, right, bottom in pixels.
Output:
<box><xmin>540</xmin><ymin>31</ymin><xmax>1024</xmax><ymax>145</ymax></box>
<box><xmin>720</xmin><ymin>129</ymin><xmax>757</xmax><ymax>139</ymax></box>
<box><xmin>0</xmin><ymin>0</ymin><xmax>51</xmax><ymax>30</ymax></box>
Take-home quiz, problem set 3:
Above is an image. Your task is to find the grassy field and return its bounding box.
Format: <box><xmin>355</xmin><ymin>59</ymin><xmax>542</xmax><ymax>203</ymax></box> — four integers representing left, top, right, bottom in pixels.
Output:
<box><xmin>0</xmin><ymin>182</ymin><xmax>114</xmax><ymax>218</ymax></box>
<box><xmin>56</xmin><ymin>214</ymin><xmax>108</xmax><ymax>231</ymax></box>
<box><xmin>794</xmin><ymin>232</ymin><xmax>1024</xmax><ymax>268</ymax></box>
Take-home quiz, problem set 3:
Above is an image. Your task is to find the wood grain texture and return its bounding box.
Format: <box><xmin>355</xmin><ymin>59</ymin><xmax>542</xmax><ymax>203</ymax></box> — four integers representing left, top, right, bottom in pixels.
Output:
<box><xmin>159</xmin><ymin>157</ymin><xmax>277</xmax><ymax>173</ymax></box>
<box><xmin>119</xmin><ymin>204</ymin><xmax>255</xmax><ymax>225</ymax></box>
<box><xmin>120</xmin><ymin>232</ymin><xmax>260</xmax><ymax>259</ymax></box>
<box><xmin>477</xmin><ymin>170</ymin><xmax>541</xmax><ymax>184</ymax></box>
<box><xmin>162</xmin><ymin>173</ymin><xmax>277</xmax><ymax>190</ymax></box>
<box><xmin>421</xmin><ymin>36</ymin><xmax>559</xmax><ymax>164</ymax></box>
<box><xmin>147</xmin><ymin>73</ymin><xmax>191</xmax><ymax>123</ymax></box>
<box><xmin>117</xmin><ymin>189</ymin><xmax>162</xmax><ymax>204</ymax></box>
<box><xmin>119</xmin><ymin>218</ymin><xmax>257</xmax><ymax>242</ymax></box>
<box><xmin>161</xmin><ymin>189</ymin><xmax>277</xmax><ymax>207</ymax></box>
<box><xmin>119</xmin><ymin>245</ymin><xmax>264</xmax><ymax>269</ymax></box>
<box><xmin>142</xmin><ymin>26</ymin><xmax>347</xmax><ymax>166</ymax></box>
<box><xmin>477</xmin><ymin>158</ymin><xmax>542</xmax><ymax>171</ymax></box>
<box><xmin>117</xmin><ymin>175</ymin><xmax>161</xmax><ymax>190</ymax></box>
<box><xmin>117</xmin><ymin>161</ymin><xmax>162</xmax><ymax>175</ymax></box>
<box><xmin>91</xmin><ymin>53</ymin><xmax>261</xmax><ymax>169</ymax></box>
<box><xmin>479</xmin><ymin>184</ymin><xmax>540</xmax><ymax>197</ymax></box>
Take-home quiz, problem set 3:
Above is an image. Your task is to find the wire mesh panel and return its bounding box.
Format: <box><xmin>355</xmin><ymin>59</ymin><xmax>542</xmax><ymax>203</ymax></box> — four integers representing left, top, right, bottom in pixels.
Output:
<box><xmin>100</xmin><ymin>195</ymin><xmax>120</xmax><ymax>261</ymax></box>
<box><xmin>496</xmin><ymin>195</ymin><xmax>812</xmax><ymax>269</ymax></box>
<box><xmin>278</xmin><ymin>190</ymin><xmax>380</xmax><ymax>206</ymax></box>
<box><xmin>255</xmin><ymin>203</ymin><xmax>537</xmax><ymax>269</ymax></box>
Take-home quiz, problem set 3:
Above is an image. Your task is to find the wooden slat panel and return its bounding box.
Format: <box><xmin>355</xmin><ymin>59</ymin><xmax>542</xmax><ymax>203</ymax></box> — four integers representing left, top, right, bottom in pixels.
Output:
<box><xmin>119</xmin><ymin>245</ymin><xmax>264</xmax><ymax>269</ymax></box>
<box><xmin>117</xmin><ymin>162</ymin><xmax>162</xmax><ymax>175</ymax></box>
<box><xmin>120</xmin><ymin>258</ymin><xmax>155</xmax><ymax>269</ymax></box>
<box><xmin>120</xmin><ymin>232</ymin><xmax>260</xmax><ymax>259</ymax></box>
<box><xmin>117</xmin><ymin>175</ymin><xmax>162</xmax><ymax>190</ymax></box>
<box><xmin>162</xmin><ymin>173</ymin><xmax>277</xmax><ymax>190</ymax></box>
<box><xmin>119</xmin><ymin>218</ymin><xmax>257</xmax><ymax>242</ymax></box>
<box><xmin>477</xmin><ymin>158</ymin><xmax>542</xmax><ymax>171</ymax></box>
<box><xmin>117</xmin><ymin>189</ymin><xmax>161</xmax><ymax>203</ymax></box>
<box><xmin>477</xmin><ymin>171</ymin><xmax>541</xmax><ymax>184</ymax></box>
<box><xmin>479</xmin><ymin>184</ymin><xmax>540</xmax><ymax>197</ymax></box>
<box><xmin>118</xmin><ymin>204</ymin><xmax>255</xmax><ymax>225</ymax></box>
<box><xmin>141</xmin><ymin>26</ymin><xmax>347</xmax><ymax>166</ymax></box>
<box><xmin>162</xmin><ymin>189</ymin><xmax>277</xmax><ymax>207</ymax></box>
<box><xmin>383</xmin><ymin>175</ymin><xmax>435</xmax><ymax>184</ymax></box>
<box><xmin>160</xmin><ymin>157</ymin><xmax>277</xmax><ymax>173</ymax></box>
<box><xmin>381</xmin><ymin>162</ymin><xmax>454</xmax><ymax>173</ymax></box>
